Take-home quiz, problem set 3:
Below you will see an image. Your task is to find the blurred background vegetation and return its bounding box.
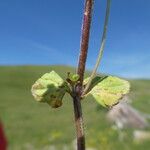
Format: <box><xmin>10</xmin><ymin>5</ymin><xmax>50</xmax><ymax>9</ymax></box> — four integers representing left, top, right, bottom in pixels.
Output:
<box><xmin>0</xmin><ymin>66</ymin><xmax>150</xmax><ymax>150</ymax></box>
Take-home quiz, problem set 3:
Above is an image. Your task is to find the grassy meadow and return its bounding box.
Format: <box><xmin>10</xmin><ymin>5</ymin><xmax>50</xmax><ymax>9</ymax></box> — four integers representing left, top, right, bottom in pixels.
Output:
<box><xmin>0</xmin><ymin>66</ymin><xmax>150</xmax><ymax>150</ymax></box>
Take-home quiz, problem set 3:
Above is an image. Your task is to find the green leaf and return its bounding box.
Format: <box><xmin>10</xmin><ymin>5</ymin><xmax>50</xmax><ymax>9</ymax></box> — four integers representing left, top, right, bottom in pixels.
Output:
<box><xmin>84</xmin><ymin>76</ymin><xmax>130</xmax><ymax>108</ymax></box>
<box><xmin>68</xmin><ymin>74</ymin><xmax>80</xmax><ymax>82</ymax></box>
<box><xmin>84</xmin><ymin>75</ymin><xmax>108</xmax><ymax>94</ymax></box>
<box><xmin>31</xmin><ymin>71</ymin><xmax>67</xmax><ymax>108</ymax></box>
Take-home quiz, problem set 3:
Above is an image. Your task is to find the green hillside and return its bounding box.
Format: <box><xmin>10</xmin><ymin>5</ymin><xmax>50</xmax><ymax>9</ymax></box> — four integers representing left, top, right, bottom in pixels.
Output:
<box><xmin>0</xmin><ymin>66</ymin><xmax>150</xmax><ymax>150</ymax></box>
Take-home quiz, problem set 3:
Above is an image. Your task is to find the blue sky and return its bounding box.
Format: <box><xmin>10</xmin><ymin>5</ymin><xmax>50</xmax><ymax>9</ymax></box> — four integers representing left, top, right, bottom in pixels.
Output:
<box><xmin>0</xmin><ymin>0</ymin><xmax>150</xmax><ymax>79</ymax></box>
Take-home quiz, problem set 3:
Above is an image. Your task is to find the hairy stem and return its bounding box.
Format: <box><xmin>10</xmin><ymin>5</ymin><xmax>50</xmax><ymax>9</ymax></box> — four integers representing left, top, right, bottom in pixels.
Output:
<box><xmin>73</xmin><ymin>0</ymin><xmax>94</xmax><ymax>150</ymax></box>
<box><xmin>73</xmin><ymin>95</ymin><xmax>85</xmax><ymax>150</ymax></box>
<box><xmin>82</xmin><ymin>0</ymin><xmax>111</xmax><ymax>96</ymax></box>
<box><xmin>77</xmin><ymin>0</ymin><xmax>94</xmax><ymax>85</ymax></box>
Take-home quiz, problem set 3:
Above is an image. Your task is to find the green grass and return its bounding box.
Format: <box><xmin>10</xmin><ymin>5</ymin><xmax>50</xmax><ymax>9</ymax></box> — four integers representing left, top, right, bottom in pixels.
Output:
<box><xmin>0</xmin><ymin>66</ymin><xmax>150</xmax><ymax>150</ymax></box>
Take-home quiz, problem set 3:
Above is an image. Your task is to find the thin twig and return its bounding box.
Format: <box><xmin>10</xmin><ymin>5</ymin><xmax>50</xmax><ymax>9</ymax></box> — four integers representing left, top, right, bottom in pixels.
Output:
<box><xmin>82</xmin><ymin>0</ymin><xmax>111</xmax><ymax>96</ymax></box>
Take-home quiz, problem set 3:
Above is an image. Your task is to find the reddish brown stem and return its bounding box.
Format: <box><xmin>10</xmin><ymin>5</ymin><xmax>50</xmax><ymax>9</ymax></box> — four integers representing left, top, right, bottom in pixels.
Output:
<box><xmin>73</xmin><ymin>95</ymin><xmax>85</xmax><ymax>150</ymax></box>
<box><xmin>73</xmin><ymin>0</ymin><xmax>94</xmax><ymax>150</ymax></box>
<box><xmin>77</xmin><ymin>0</ymin><xmax>94</xmax><ymax>85</ymax></box>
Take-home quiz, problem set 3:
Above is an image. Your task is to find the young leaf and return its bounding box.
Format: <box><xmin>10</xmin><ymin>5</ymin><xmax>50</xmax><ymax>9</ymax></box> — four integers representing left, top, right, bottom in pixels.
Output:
<box><xmin>84</xmin><ymin>76</ymin><xmax>130</xmax><ymax>108</ymax></box>
<box><xmin>68</xmin><ymin>73</ymin><xmax>80</xmax><ymax>82</ymax></box>
<box><xmin>31</xmin><ymin>71</ymin><xmax>67</xmax><ymax>108</ymax></box>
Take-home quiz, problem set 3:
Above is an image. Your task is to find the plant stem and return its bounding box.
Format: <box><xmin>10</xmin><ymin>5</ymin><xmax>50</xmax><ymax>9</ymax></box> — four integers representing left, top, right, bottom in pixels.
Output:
<box><xmin>73</xmin><ymin>0</ymin><xmax>94</xmax><ymax>150</ymax></box>
<box><xmin>82</xmin><ymin>0</ymin><xmax>111</xmax><ymax>96</ymax></box>
<box><xmin>77</xmin><ymin>0</ymin><xmax>94</xmax><ymax>85</ymax></box>
<box><xmin>73</xmin><ymin>95</ymin><xmax>85</xmax><ymax>150</ymax></box>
